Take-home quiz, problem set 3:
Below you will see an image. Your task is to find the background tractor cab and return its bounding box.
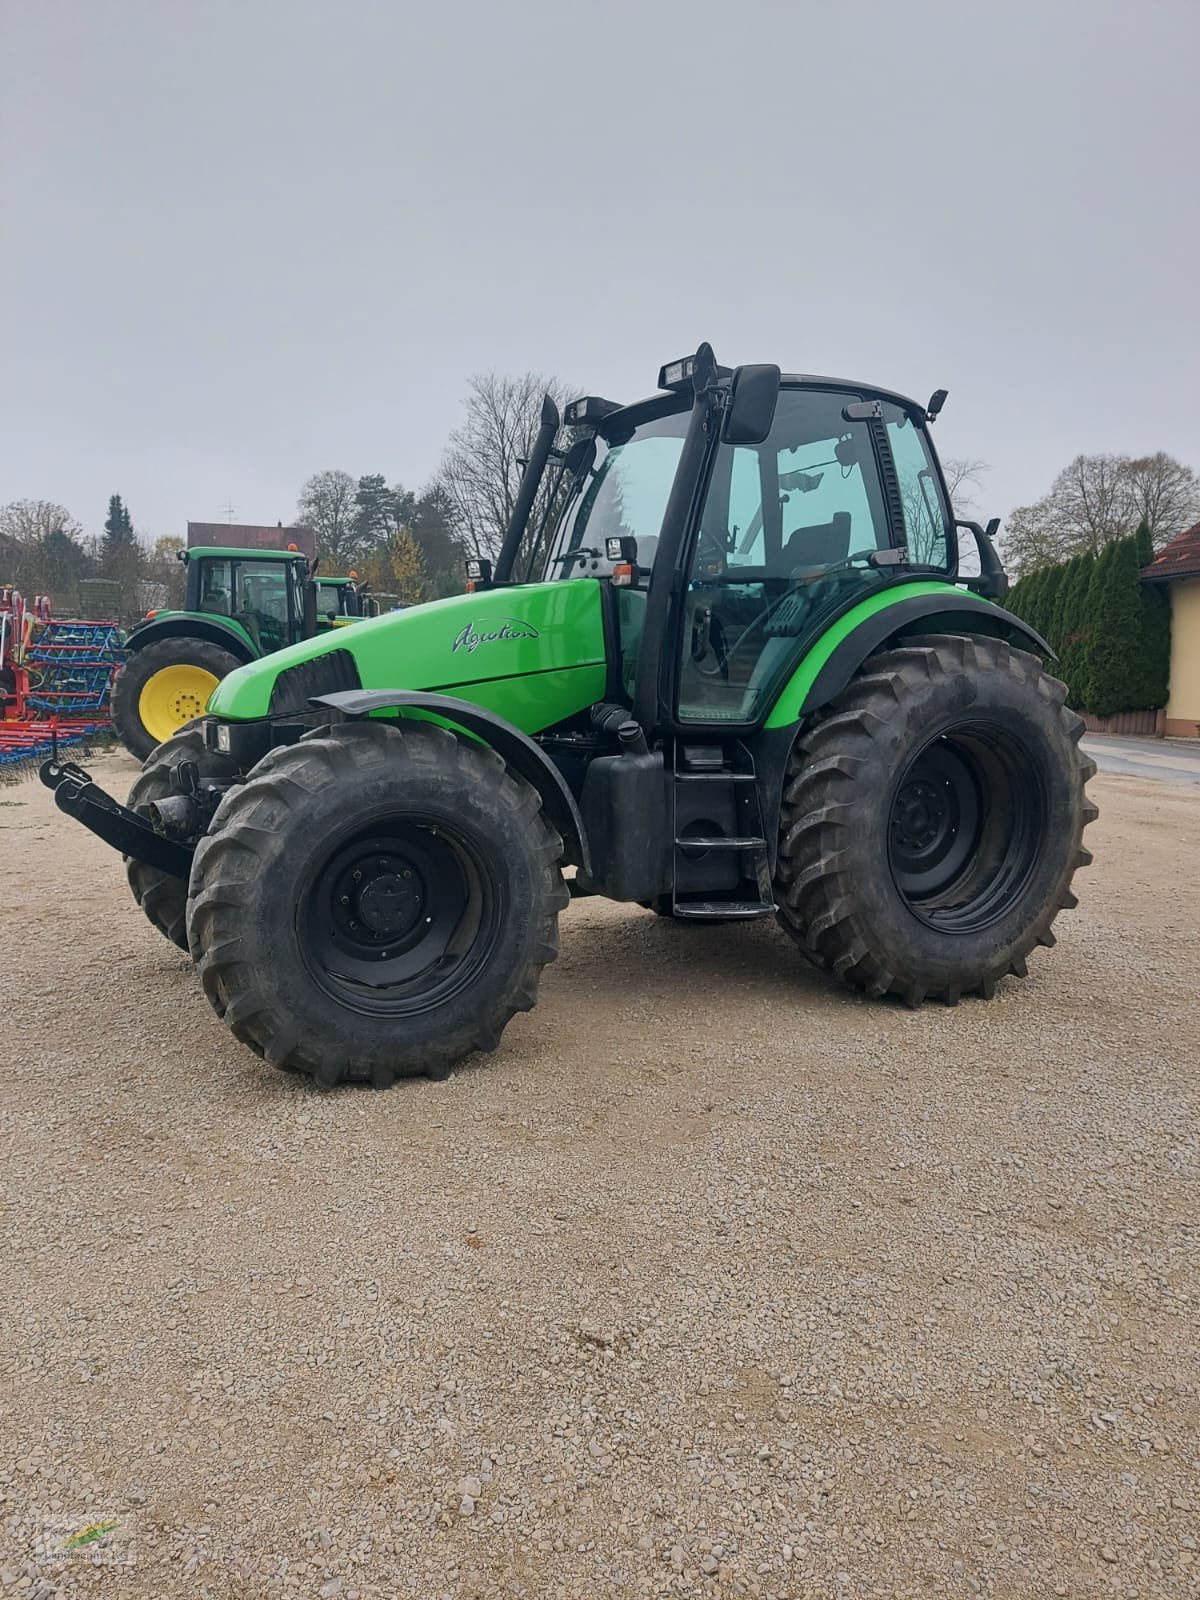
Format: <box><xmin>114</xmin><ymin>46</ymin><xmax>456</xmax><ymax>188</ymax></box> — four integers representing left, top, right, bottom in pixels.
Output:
<box><xmin>181</xmin><ymin>545</ymin><xmax>312</xmax><ymax>653</ymax></box>
<box><xmin>315</xmin><ymin>573</ymin><xmax>380</xmax><ymax>625</ymax></box>
<box><xmin>109</xmin><ymin>545</ymin><xmax>375</xmax><ymax>758</ymax></box>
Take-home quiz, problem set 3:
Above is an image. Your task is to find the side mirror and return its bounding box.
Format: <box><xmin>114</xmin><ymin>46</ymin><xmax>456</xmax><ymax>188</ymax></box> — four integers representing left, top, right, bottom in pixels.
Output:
<box><xmin>954</xmin><ymin>520</ymin><xmax>1009</xmax><ymax>602</ymax></box>
<box><xmin>722</xmin><ymin>364</ymin><xmax>781</xmax><ymax>446</ymax></box>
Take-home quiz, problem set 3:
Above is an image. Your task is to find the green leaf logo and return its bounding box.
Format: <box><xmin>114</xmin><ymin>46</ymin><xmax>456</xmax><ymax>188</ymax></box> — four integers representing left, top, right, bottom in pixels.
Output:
<box><xmin>63</xmin><ymin>1520</ymin><xmax>117</xmax><ymax>1550</ymax></box>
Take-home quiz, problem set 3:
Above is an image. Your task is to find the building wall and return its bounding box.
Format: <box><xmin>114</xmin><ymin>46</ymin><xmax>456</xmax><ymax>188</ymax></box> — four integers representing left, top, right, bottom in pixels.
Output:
<box><xmin>1165</xmin><ymin>577</ymin><xmax>1200</xmax><ymax>738</ymax></box>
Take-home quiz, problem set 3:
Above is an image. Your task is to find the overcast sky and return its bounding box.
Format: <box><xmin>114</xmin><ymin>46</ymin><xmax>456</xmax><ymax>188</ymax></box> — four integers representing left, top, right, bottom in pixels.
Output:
<box><xmin>2</xmin><ymin>0</ymin><xmax>1197</xmax><ymax>547</ymax></box>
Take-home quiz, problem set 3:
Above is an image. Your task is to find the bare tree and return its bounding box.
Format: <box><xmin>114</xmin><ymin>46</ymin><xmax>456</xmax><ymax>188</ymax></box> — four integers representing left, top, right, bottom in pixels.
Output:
<box><xmin>1124</xmin><ymin>452</ymin><xmax>1200</xmax><ymax>545</ymax></box>
<box><xmin>0</xmin><ymin>498</ymin><xmax>83</xmax><ymax>544</ymax></box>
<box><xmin>142</xmin><ymin>534</ymin><xmax>187</xmax><ymax>610</ymax></box>
<box><xmin>297</xmin><ymin>469</ymin><xmax>362</xmax><ymax>570</ymax></box>
<box><xmin>1054</xmin><ymin>453</ymin><xmax>1131</xmax><ymax>554</ymax></box>
<box><xmin>941</xmin><ymin>457</ymin><xmax>989</xmax><ymax>518</ymax></box>
<box><xmin>435</xmin><ymin>371</ymin><xmax>574</xmax><ymax>572</ymax></box>
<box><xmin>1000</xmin><ymin>450</ymin><xmax>1200</xmax><ymax>576</ymax></box>
<box><xmin>1000</xmin><ymin>501</ymin><xmax>1069</xmax><ymax>577</ymax></box>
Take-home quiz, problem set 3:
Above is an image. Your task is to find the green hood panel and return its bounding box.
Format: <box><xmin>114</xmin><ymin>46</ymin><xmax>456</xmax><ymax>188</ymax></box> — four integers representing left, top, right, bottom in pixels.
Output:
<box><xmin>206</xmin><ymin>580</ymin><xmax>608</xmax><ymax>733</ymax></box>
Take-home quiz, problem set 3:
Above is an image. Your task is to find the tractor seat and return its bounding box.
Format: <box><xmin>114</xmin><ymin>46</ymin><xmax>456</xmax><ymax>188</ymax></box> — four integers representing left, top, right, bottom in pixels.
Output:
<box><xmin>234</xmin><ymin>611</ymin><xmax>263</xmax><ymax>651</ymax></box>
<box><xmin>780</xmin><ymin>511</ymin><xmax>852</xmax><ymax>570</ymax></box>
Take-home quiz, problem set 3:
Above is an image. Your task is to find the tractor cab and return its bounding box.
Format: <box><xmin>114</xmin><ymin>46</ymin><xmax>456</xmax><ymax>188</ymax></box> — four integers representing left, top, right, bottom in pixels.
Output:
<box><xmin>185</xmin><ymin>547</ymin><xmax>310</xmax><ymax>651</ymax></box>
<box><xmin>490</xmin><ymin>348</ymin><xmax>1002</xmax><ymax>743</ymax></box>
<box><xmin>315</xmin><ymin>575</ymin><xmax>380</xmax><ymax>624</ymax></box>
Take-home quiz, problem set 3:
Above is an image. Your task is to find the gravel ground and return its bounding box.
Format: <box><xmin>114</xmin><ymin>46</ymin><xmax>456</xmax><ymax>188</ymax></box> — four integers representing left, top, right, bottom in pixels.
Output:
<box><xmin>1</xmin><ymin>752</ymin><xmax>1198</xmax><ymax>1600</ymax></box>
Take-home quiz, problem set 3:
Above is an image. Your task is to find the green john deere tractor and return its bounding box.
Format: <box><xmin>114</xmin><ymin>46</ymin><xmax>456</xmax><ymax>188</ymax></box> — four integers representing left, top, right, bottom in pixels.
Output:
<box><xmin>47</xmin><ymin>344</ymin><xmax>1096</xmax><ymax>1087</ymax></box>
<box><xmin>109</xmin><ymin>547</ymin><xmax>376</xmax><ymax>758</ymax></box>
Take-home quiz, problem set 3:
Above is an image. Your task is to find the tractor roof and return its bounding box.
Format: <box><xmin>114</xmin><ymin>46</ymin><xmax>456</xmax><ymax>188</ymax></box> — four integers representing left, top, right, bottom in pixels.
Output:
<box><xmin>779</xmin><ymin>373</ymin><xmax>928</xmax><ymax>413</ymax></box>
<box><xmin>185</xmin><ymin>546</ymin><xmax>304</xmax><ymax>563</ymax></box>
<box><xmin>599</xmin><ymin>373</ymin><xmax>932</xmax><ymax>438</ymax></box>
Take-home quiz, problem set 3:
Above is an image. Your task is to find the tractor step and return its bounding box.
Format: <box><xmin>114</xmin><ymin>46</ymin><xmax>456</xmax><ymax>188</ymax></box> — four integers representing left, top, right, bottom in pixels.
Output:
<box><xmin>673</xmin><ymin>900</ymin><xmax>777</xmax><ymax>919</ymax></box>
<box><xmin>669</xmin><ymin>741</ymin><xmax>776</xmax><ymax>918</ymax></box>
<box><xmin>674</xmin><ymin>771</ymin><xmax>756</xmax><ymax>783</ymax></box>
<box><xmin>675</xmin><ymin>835</ymin><xmax>766</xmax><ymax>850</ymax></box>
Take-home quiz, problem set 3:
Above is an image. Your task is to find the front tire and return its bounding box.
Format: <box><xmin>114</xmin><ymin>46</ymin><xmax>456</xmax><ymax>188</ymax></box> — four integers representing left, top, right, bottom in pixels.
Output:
<box><xmin>125</xmin><ymin>723</ymin><xmax>240</xmax><ymax>949</ymax></box>
<box><xmin>111</xmin><ymin>637</ymin><xmax>243</xmax><ymax>760</ymax></box>
<box><xmin>187</xmin><ymin>720</ymin><xmax>569</xmax><ymax>1088</ymax></box>
<box><xmin>774</xmin><ymin>635</ymin><xmax>1098</xmax><ymax>1006</ymax></box>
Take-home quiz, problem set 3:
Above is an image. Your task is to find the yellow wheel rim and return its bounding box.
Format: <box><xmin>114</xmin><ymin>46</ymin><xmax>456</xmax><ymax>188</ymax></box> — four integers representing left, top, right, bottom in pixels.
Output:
<box><xmin>137</xmin><ymin>663</ymin><xmax>220</xmax><ymax>744</ymax></box>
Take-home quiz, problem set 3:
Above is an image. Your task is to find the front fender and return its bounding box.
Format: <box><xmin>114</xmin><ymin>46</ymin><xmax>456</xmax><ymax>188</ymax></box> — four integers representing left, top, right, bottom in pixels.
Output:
<box><xmin>765</xmin><ymin>584</ymin><xmax>1054</xmax><ymax>727</ymax></box>
<box><xmin>312</xmin><ymin>689</ymin><xmax>591</xmax><ymax>873</ymax></box>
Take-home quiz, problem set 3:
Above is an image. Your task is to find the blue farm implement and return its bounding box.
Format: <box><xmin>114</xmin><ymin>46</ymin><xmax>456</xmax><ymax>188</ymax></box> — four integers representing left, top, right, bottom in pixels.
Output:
<box><xmin>1</xmin><ymin>589</ymin><xmax>122</xmax><ymax>777</ymax></box>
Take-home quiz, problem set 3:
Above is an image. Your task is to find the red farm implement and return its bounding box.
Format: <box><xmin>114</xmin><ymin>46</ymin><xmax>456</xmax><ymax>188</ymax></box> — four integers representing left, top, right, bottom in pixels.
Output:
<box><xmin>1</xmin><ymin>588</ymin><xmax>123</xmax><ymax>778</ymax></box>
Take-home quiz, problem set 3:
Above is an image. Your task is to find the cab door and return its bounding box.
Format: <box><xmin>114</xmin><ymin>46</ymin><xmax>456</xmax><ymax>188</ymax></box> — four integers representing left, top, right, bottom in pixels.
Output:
<box><xmin>673</xmin><ymin>387</ymin><xmax>908</xmax><ymax>727</ymax></box>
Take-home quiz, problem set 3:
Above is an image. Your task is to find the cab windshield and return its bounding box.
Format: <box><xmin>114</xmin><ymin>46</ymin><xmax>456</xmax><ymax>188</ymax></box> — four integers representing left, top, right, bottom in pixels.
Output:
<box><xmin>543</xmin><ymin>405</ymin><xmax>690</xmax><ymax>580</ymax></box>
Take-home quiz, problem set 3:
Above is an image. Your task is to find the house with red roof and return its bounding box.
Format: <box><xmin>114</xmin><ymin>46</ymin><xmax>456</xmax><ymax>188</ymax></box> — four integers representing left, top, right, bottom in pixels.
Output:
<box><xmin>1143</xmin><ymin>521</ymin><xmax>1200</xmax><ymax>737</ymax></box>
<box><xmin>186</xmin><ymin>521</ymin><xmax>317</xmax><ymax>561</ymax></box>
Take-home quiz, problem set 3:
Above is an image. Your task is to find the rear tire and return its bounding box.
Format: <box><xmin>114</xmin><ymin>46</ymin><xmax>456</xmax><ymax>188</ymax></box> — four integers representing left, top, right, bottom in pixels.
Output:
<box><xmin>125</xmin><ymin>723</ymin><xmax>240</xmax><ymax>949</ymax></box>
<box><xmin>111</xmin><ymin>637</ymin><xmax>243</xmax><ymax>760</ymax></box>
<box><xmin>774</xmin><ymin>635</ymin><xmax>1098</xmax><ymax>1005</ymax></box>
<box><xmin>187</xmin><ymin>720</ymin><xmax>569</xmax><ymax>1088</ymax></box>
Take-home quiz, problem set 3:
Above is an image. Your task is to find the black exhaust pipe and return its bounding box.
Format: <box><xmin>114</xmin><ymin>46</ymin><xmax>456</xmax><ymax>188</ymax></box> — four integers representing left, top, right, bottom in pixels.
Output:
<box><xmin>492</xmin><ymin>394</ymin><xmax>560</xmax><ymax>585</ymax></box>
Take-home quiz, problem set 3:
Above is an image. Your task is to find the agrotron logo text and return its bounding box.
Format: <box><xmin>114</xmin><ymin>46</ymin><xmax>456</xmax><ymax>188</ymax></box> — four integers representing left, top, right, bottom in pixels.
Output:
<box><xmin>452</xmin><ymin>619</ymin><xmax>541</xmax><ymax>654</ymax></box>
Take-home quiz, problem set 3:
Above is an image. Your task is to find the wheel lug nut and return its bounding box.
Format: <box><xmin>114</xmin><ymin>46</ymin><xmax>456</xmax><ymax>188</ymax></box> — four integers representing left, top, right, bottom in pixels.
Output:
<box><xmin>340</xmin><ymin>894</ymin><xmax>350</xmax><ymax>905</ymax></box>
<box><xmin>352</xmin><ymin>870</ymin><xmax>362</xmax><ymax>882</ymax></box>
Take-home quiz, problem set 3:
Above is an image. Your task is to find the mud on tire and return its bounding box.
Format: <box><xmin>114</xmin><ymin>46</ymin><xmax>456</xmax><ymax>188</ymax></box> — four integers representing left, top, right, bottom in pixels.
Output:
<box><xmin>187</xmin><ymin>719</ymin><xmax>570</xmax><ymax>1089</ymax></box>
<box><xmin>774</xmin><ymin>634</ymin><xmax>1098</xmax><ymax>1006</ymax></box>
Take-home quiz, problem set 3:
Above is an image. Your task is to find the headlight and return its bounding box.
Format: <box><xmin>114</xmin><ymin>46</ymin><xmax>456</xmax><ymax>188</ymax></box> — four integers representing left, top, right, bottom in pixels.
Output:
<box><xmin>215</xmin><ymin>724</ymin><xmax>232</xmax><ymax>753</ymax></box>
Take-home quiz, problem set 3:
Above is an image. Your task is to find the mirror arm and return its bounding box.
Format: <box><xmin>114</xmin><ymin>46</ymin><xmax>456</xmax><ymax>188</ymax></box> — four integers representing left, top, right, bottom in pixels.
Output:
<box><xmin>955</xmin><ymin>519</ymin><xmax>1009</xmax><ymax>601</ymax></box>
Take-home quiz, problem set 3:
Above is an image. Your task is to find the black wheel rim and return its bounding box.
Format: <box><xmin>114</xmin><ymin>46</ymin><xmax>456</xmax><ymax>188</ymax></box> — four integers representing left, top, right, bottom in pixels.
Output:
<box><xmin>298</xmin><ymin>817</ymin><xmax>500</xmax><ymax>1017</ymax></box>
<box><xmin>887</xmin><ymin>722</ymin><xmax>1046</xmax><ymax>933</ymax></box>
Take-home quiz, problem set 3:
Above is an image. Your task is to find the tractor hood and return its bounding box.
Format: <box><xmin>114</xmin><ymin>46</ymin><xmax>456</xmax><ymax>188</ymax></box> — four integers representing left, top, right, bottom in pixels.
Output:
<box><xmin>205</xmin><ymin>580</ymin><xmax>609</xmax><ymax>735</ymax></box>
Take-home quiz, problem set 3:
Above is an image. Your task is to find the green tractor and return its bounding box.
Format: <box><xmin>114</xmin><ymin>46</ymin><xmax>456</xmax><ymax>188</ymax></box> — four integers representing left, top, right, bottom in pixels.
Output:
<box><xmin>47</xmin><ymin>345</ymin><xmax>1095</xmax><ymax>1087</ymax></box>
<box><xmin>109</xmin><ymin>547</ymin><xmax>376</xmax><ymax>758</ymax></box>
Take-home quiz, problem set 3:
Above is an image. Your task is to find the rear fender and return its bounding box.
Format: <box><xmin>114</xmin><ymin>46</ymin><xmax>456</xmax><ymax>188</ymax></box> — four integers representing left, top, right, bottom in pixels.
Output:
<box><xmin>312</xmin><ymin>689</ymin><xmax>590</xmax><ymax>872</ymax></box>
<box><xmin>123</xmin><ymin>615</ymin><xmax>257</xmax><ymax>661</ymax></box>
<box><xmin>766</xmin><ymin>587</ymin><xmax>1053</xmax><ymax>727</ymax></box>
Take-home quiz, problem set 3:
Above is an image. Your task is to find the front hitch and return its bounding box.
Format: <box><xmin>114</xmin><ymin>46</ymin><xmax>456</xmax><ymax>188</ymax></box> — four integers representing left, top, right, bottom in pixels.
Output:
<box><xmin>40</xmin><ymin>760</ymin><xmax>194</xmax><ymax>879</ymax></box>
